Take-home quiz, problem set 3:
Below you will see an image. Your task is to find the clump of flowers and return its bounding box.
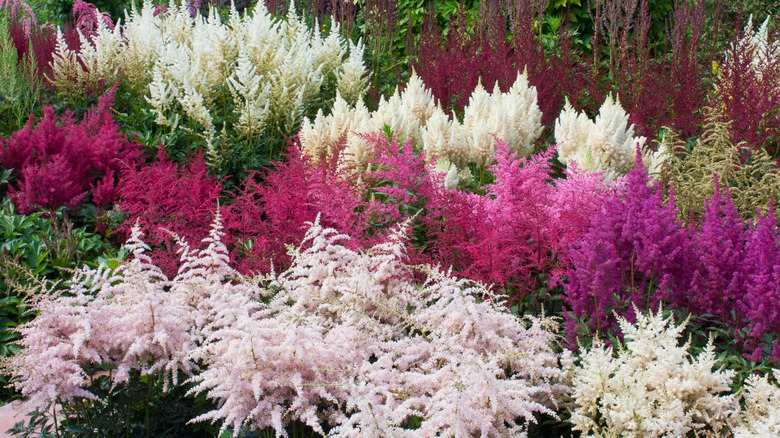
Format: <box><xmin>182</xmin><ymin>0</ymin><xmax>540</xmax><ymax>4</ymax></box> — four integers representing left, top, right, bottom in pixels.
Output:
<box><xmin>0</xmin><ymin>86</ymin><xmax>139</xmax><ymax>213</ymax></box>
<box><xmin>554</xmin><ymin>95</ymin><xmax>665</xmax><ymax>179</ymax></box>
<box><xmin>190</xmin><ymin>216</ymin><xmax>566</xmax><ymax>436</ymax></box>
<box><xmin>564</xmin><ymin>306</ymin><xmax>738</xmax><ymax>438</ymax></box>
<box><xmin>49</xmin><ymin>0</ymin><xmax>368</xmax><ymax>159</ymax></box>
<box><xmin>733</xmin><ymin>369</ymin><xmax>780</xmax><ymax>437</ymax></box>
<box><xmin>3</xmin><ymin>224</ymin><xmax>200</xmax><ymax>409</ymax></box>
<box><xmin>300</xmin><ymin>69</ymin><xmax>544</xmax><ymax>181</ymax></box>
<box><xmin>715</xmin><ymin>14</ymin><xmax>780</xmax><ymax>154</ymax></box>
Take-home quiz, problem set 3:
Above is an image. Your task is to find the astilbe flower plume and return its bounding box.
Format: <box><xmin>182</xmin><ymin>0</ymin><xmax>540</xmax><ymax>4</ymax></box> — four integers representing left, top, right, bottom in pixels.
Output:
<box><xmin>564</xmin><ymin>306</ymin><xmax>737</xmax><ymax>437</ymax></box>
<box><xmin>421</xmin><ymin>140</ymin><xmax>609</xmax><ymax>300</ymax></box>
<box><xmin>222</xmin><ymin>139</ymin><xmax>375</xmax><ymax>274</ymax></box>
<box><xmin>0</xmin><ymin>85</ymin><xmax>139</xmax><ymax>213</ymax></box>
<box><xmin>116</xmin><ymin>147</ymin><xmax>221</xmax><ymax>277</ymax></box>
<box><xmin>563</xmin><ymin>154</ymin><xmax>693</xmax><ymax>345</ymax></box>
<box><xmin>564</xmin><ymin>154</ymin><xmax>780</xmax><ymax>358</ymax></box>
<box><xmin>4</xmin><ymin>225</ymin><xmax>200</xmax><ymax>410</ymax></box>
<box><xmin>189</xmin><ymin>216</ymin><xmax>566</xmax><ymax>436</ymax></box>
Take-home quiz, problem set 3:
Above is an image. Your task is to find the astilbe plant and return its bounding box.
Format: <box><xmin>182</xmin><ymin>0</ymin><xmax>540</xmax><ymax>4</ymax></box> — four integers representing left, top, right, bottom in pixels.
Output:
<box><xmin>3</xmin><ymin>224</ymin><xmax>200</xmax><ymax>410</ymax></box>
<box><xmin>564</xmin><ymin>306</ymin><xmax>738</xmax><ymax>438</ymax></box>
<box><xmin>116</xmin><ymin>147</ymin><xmax>221</xmax><ymax>277</ymax></box>
<box><xmin>0</xmin><ymin>85</ymin><xmax>139</xmax><ymax>213</ymax></box>
<box><xmin>222</xmin><ymin>139</ymin><xmax>375</xmax><ymax>274</ymax></box>
<box><xmin>419</xmin><ymin>140</ymin><xmax>609</xmax><ymax>304</ymax></box>
<box><xmin>717</xmin><ymin>15</ymin><xmax>780</xmax><ymax>156</ymax></box>
<box><xmin>563</xmin><ymin>154</ymin><xmax>694</xmax><ymax>345</ymax></box>
<box><xmin>189</xmin><ymin>216</ymin><xmax>566</xmax><ymax>436</ymax></box>
<box><xmin>564</xmin><ymin>153</ymin><xmax>780</xmax><ymax>360</ymax></box>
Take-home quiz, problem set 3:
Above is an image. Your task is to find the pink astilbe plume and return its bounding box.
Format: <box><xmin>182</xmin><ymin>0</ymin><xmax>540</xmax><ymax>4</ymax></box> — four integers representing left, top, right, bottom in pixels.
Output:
<box><xmin>422</xmin><ymin>140</ymin><xmax>609</xmax><ymax>298</ymax></box>
<box><xmin>189</xmin><ymin>217</ymin><xmax>566</xmax><ymax>436</ymax></box>
<box><xmin>6</xmin><ymin>225</ymin><xmax>199</xmax><ymax>409</ymax></box>
<box><xmin>223</xmin><ymin>139</ymin><xmax>374</xmax><ymax>275</ymax></box>
<box><xmin>0</xmin><ymin>85</ymin><xmax>139</xmax><ymax>213</ymax></box>
<box><xmin>117</xmin><ymin>147</ymin><xmax>221</xmax><ymax>277</ymax></box>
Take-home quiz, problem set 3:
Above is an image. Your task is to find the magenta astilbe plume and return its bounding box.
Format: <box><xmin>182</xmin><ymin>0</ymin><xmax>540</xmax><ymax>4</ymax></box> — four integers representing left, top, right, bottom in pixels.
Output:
<box><xmin>0</xmin><ymin>86</ymin><xmax>139</xmax><ymax>213</ymax></box>
<box><xmin>72</xmin><ymin>0</ymin><xmax>114</xmax><ymax>35</ymax></box>
<box><xmin>117</xmin><ymin>148</ymin><xmax>221</xmax><ymax>277</ymax></box>
<box><xmin>421</xmin><ymin>140</ymin><xmax>609</xmax><ymax>299</ymax></box>
<box><xmin>687</xmin><ymin>177</ymin><xmax>746</xmax><ymax>324</ymax></box>
<box><xmin>563</xmin><ymin>155</ymin><xmax>693</xmax><ymax>344</ymax></box>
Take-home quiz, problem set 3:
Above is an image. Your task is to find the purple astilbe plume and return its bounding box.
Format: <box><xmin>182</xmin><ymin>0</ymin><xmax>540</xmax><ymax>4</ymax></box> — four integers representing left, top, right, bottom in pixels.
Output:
<box><xmin>687</xmin><ymin>176</ymin><xmax>747</xmax><ymax>325</ymax></box>
<box><xmin>189</xmin><ymin>216</ymin><xmax>566</xmax><ymax>436</ymax></box>
<box><xmin>0</xmin><ymin>85</ymin><xmax>139</xmax><ymax>213</ymax></box>
<box><xmin>740</xmin><ymin>205</ymin><xmax>780</xmax><ymax>360</ymax></box>
<box><xmin>563</xmin><ymin>152</ymin><xmax>694</xmax><ymax>345</ymax></box>
<box><xmin>116</xmin><ymin>147</ymin><xmax>221</xmax><ymax>277</ymax></box>
<box><xmin>6</xmin><ymin>225</ymin><xmax>200</xmax><ymax>410</ymax></box>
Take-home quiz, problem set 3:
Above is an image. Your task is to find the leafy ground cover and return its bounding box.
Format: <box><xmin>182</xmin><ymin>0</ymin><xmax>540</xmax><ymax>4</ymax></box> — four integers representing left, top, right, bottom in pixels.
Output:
<box><xmin>0</xmin><ymin>0</ymin><xmax>779</xmax><ymax>436</ymax></box>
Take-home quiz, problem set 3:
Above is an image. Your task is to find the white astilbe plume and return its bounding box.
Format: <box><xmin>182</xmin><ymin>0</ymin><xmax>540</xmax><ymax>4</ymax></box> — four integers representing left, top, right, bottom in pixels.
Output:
<box><xmin>228</xmin><ymin>47</ymin><xmax>272</xmax><ymax>136</ymax></box>
<box><xmin>60</xmin><ymin>0</ymin><xmax>365</xmax><ymax>148</ymax></box>
<box><xmin>732</xmin><ymin>369</ymin><xmax>780</xmax><ymax>437</ymax></box>
<box><xmin>565</xmin><ymin>306</ymin><xmax>737</xmax><ymax>438</ymax></box>
<box><xmin>5</xmin><ymin>225</ymin><xmax>200</xmax><ymax>409</ymax></box>
<box><xmin>189</xmin><ymin>216</ymin><xmax>565</xmax><ymax>437</ymax></box>
<box><xmin>336</xmin><ymin>38</ymin><xmax>369</xmax><ymax>105</ymax></box>
<box><xmin>462</xmin><ymin>71</ymin><xmax>544</xmax><ymax>167</ymax></box>
<box><xmin>554</xmin><ymin>95</ymin><xmax>664</xmax><ymax>179</ymax></box>
<box><xmin>48</xmin><ymin>10</ymin><xmax>123</xmax><ymax>95</ymax></box>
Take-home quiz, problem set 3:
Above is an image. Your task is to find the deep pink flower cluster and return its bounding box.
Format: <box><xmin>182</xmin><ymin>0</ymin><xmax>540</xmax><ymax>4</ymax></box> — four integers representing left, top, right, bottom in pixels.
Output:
<box><xmin>563</xmin><ymin>155</ymin><xmax>780</xmax><ymax>360</ymax></box>
<box><xmin>0</xmin><ymin>86</ymin><xmax>139</xmax><ymax>213</ymax></box>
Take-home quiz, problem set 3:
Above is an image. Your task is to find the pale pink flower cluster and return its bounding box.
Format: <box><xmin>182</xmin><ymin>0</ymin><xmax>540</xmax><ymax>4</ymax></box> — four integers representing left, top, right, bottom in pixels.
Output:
<box><xmin>7</xmin><ymin>225</ymin><xmax>200</xmax><ymax>409</ymax></box>
<box><xmin>188</xmin><ymin>217</ymin><xmax>565</xmax><ymax>436</ymax></box>
<box><xmin>9</xmin><ymin>215</ymin><xmax>565</xmax><ymax>436</ymax></box>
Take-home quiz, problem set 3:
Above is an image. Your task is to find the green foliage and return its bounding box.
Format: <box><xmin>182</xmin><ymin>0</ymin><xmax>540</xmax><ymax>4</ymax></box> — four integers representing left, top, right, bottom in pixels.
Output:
<box><xmin>0</xmin><ymin>14</ymin><xmax>41</xmax><ymax>135</ymax></box>
<box><xmin>9</xmin><ymin>371</ymin><xmax>221</xmax><ymax>438</ymax></box>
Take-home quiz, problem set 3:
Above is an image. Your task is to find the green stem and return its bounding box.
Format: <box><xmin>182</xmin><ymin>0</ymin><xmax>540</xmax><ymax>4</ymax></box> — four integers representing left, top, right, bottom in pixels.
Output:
<box><xmin>145</xmin><ymin>378</ymin><xmax>152</xmax><ymax>438</ymax></box>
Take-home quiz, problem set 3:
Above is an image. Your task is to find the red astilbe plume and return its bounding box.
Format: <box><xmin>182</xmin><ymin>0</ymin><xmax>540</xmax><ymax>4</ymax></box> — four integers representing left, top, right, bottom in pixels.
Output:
<box><xmin>7</xmin><ymin>13</ymin><xmax>56</xmax><ymax>84</ymax></box>
<box><xmin>0</xmin><ymin>85</ymin><xmax>139</xmax><ymax>213</ymax></box>
<box><xmin>222</xmin><ymin>139</ymin><xmax>375</xmax><ymax>275</ymax></box>
<box><xmin>116</xmin><ymin>148</ymin><xmax>221</xmax><ymax>278</ymax></box>
<box><xmin>717</xmin><ymin>16</ymin><xmax>780</xmax><ymax>156</ymax></box>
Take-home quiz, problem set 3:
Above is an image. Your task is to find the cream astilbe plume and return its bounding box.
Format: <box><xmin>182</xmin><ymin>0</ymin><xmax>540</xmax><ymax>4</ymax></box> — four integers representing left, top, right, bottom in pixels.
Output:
<box><xmin>554</xmin><ymin>94</ymin><xmax>661</xmax><ymax>179</ymax></box>
<box><xmin>462</xmin><ymin>79</ymin><xmax>494</xmax><ymax>167</ymax></box>
<box><xmin>733</xmin><ymin>369</ymin><xmax>780</xmax><ymax>437</ymax></box>
<box><xmin>461</xmin><ymin>71</ymin><xmax>544</xmax><ymax>167</ymax></box>
<box><xmin>336</xmin><ymin>38</ymin><xmax>369</xmax><ymax>105</ymax></box>
<box><xmin>555</xmin><ymin>97</ymin><xmax>594</xmax><ymax>166</ymax></box>
<box><xmin>566</xmin><ymin>306</ymin><xmax>737</xmax><ymax>438</ymax></box>
<box><xmin>121</xmin><ymin>0</ymin><xmax>165</xmax><ymax>87</ymax></box>
<box><xmin>190</xmin><ymin>217</ymin><xmax>566</xmax><ymax>436</ymax></box>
